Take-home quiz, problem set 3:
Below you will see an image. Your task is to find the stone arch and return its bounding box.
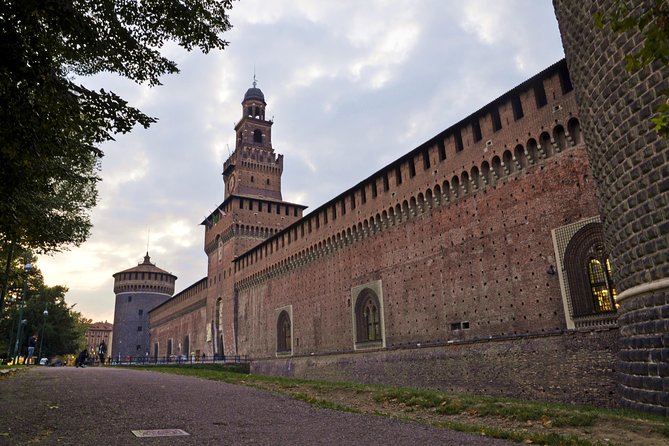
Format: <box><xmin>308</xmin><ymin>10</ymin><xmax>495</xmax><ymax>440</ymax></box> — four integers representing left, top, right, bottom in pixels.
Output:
<box><xmin>553</xmin><ymin>124</ymin><xmax>567</xmax><ymax>151</ymax></box>
<box><xmin>526</xmin><ymin>138</ymin><xmax>539</xmax><ymax>165</ymax></box>
<box><xmin>451</xmin><ymin>176</ymin><xmax>460</xmax><ymax>198</ymax></box>
<box><xmin>470</xmin><ymin>166</ymin><xmax>480</xmax><ymax>190</ymax></box>
<box><xmin>253</xmin><ymin>129</ymin><xmax>263</xmax><ymax>144</ymax></box>
<box><xmin>540</xmin><ymin>132</ymin><xmax>553</xmax><ymax>158</ymax></box>
<box><xmin>354</xmin><ymin>288</ymin><xmax>382</xmax><ymax>343</ymax></box>
<box><xmin>460</xmin><ymin>171</ymin><xmax>470</xmax><ymax>195</ymax></box>
<box><xmin>276</xmin><ymin>310</ymin><xmax>292</xmax><ymax>353</ymax></box>
<box><xmin>564</xmin><ymin>223</ymin><xmax>617</xmax><ymax>318</ymax></box>
<box><xmin>514</xmin><ymin>144</ymin><xmax>527</xmax><ymax>170</ymax></box>
<box><xmin>442</xmin><ymin>180</ymin><xmax>451</xmax><ymax>202</ymax></box>
<box><xmin>481</xmin><ymin>161</ymin><xmax>491</xmax><ymax>186</ymax></box>
<box><xmin>567</xmin><ymin>117</ymin><xmax>581</xmax><ymax>145</ymax></box>
<box><xmin>491</xmin><ymin>156</ymin><xmax>502</xmax><ymax>181</ymax></box>
<box><xmin>502</xmin><ymin>150</ymin><xmax>514</xmax><ymax>176</ymax></box>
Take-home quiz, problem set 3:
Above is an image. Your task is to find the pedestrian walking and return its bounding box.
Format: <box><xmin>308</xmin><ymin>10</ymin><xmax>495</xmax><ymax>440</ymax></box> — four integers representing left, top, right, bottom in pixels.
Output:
<box><xmin>26</xmin><ymin>335</ymin><xmax>37</xmax><ymax>366</ymax></box>
<box><xmin>98</xmin><ymin>341</ymin><xmax>107</xmax><ymax>365</ymax></box>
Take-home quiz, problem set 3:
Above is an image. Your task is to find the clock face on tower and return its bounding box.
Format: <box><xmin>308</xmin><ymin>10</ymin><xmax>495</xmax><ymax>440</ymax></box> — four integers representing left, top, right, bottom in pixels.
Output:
<box><xmin>227</xmin><ymin>174</ymin><xmax>236</xmax><ymax>193</ymax></box>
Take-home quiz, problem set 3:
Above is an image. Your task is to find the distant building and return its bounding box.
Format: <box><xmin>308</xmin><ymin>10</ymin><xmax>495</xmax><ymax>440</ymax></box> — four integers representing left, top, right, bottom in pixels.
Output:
<box><xmin>111</xmin><ymin>253</ymin><xmax>175</xmax><ymax>360</ymax></box>
<box><xmin>84</xmin><ymin>321</ymin><xmax>112</xmax><ymax>357</ymax></box>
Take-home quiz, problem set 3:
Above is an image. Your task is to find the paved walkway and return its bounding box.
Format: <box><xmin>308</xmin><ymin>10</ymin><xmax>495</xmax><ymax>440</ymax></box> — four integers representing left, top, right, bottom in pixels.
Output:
<box><xmin>0</xmin><ymin>367</ymin><xmax>513</xmax><ymax>445</ymax></box>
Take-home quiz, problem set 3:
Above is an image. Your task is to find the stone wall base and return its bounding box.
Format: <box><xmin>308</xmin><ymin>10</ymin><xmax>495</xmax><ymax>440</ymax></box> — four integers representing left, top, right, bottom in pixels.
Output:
<box><xmin>618</xmin><ymin>283</ymin><xmax>669</xmax><ymax>416</ymax></box>
<box><xmin>251</xmin><ymin>330</ymin><xmax>619</xmax><ymax>408</ymax></box>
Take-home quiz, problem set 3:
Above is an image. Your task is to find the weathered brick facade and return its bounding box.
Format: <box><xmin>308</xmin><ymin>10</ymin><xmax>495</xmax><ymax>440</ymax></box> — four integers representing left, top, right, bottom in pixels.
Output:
<box><xmin>553</xmin><ymin>0</ymin><xmax>669</xmax><ymax>415</ymax></box>
<box><xmin>147</xmin><ymin>60</ymin><xmax>623</xmax><ymax>406</ymax></box>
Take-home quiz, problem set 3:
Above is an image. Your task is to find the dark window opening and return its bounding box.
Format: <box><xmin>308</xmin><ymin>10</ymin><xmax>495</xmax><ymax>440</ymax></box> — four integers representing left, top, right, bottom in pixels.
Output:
<box><xmin>350</xmin><ymin>194</ymin><xmax>356</xmax><ymax>210</ymax></box>
<box><xmin>137</xmin><ymin>326</ymin><xmax>142</xmax><ymax>332</ymax></box>
<box><xmin>472</xmin><ymin>120</ymin><xmax>482</xmax><ymax>142</ymax></box>
<box><xmin>361</xmin><ymin>187</ymin><xmax>367</xmax><ymax>204</ymax></box>
<box><xmin>277</xmin><ymin>310</ymin><xmax>292</xmax><ymax>353</ymax></box>
<box><xmin>383</xmin><ymin>173</ymin><xmax>389</xmax><ymax>191</ymax></box>
<box><xmin>128</xmin><ymin>296</ymin><xmax>132</xmax><ymax>303</ymax></box>
<box><xmin>138</xmin><ymin>309</ymin><xmax>143</xmax><ymax>316</ymax></box>
<box><xmin>371</xmin><ymin>181</ymin><xmax>378</xmax><ymax>198</ymax></box>
<box><xmin>355</xmin><ymin>290</ymin><xmax>382</xmax><ymax>343</ymax></box>
<box><xmin>492</xmin><ymin>108</ymin><xmax>502</xmax><ymax>132</ymax></box>
<box><xmin>511</xmin><ymin>95</ymin><xmax>524</xmax><ymax>120</ymax></box>
<box><xmin>559</xmin><ymin>65</ymin><xmax>573</xmax><ymax>93</ymax></box>
<box><xmin>395</xmin><ymin>166</ymin><xmax>402</xmax><ymax>185</ymax></box>
<box><xmin>454</xmin><ymin>130</ymin><xmax>464</xmax><ymax>152</ymax></box>
<box><xmin>422</xmin><ymin>149</ymin><xmax>430</xmax><ymax>169</ymax></box>
<box><xmin>332</xmin><ymin>205</ymin><xmax>337</xmax><ymax>220</ymax></box>
<box><xmin>408</xmin><ymin>159</ymin><xmax>416</xmax><ymax>178</ymax></box>
<box><xmin>253</xmin><ymin>129</ymin><xmax>263</xmax><ymax>143</ymax></box>
<box><xmin>438</xmin><ymin>140</ymin><xmax>446</xmax><ymax>160</ymax></box>
<box><xmin>534</xmin><ymin>82</ymin><xmax>548</xmax><ymax>108</ymax></box>
<box><xmin>341</xmin><ymin>201</ymin><xmax>346</xmax><ymax>215</ymax></box>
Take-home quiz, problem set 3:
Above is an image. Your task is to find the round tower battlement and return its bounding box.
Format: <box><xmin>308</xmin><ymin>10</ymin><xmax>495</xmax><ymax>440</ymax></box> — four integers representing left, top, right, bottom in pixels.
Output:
<box><xmin>112</xmin><ymin>253</ymin><xmax>176</xmax><ymax>295</ymax></box>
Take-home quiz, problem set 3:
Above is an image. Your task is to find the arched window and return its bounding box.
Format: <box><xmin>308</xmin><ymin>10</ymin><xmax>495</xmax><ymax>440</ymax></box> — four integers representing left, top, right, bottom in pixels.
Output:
<box><xmin>253</xmin><ymin>129</ymin><xmax>263</xmax><ymax>144</ymax></box>
<box><xmin>355</xmin><ymin>289</ymin><xmax>382</xmax><ymax>343</ymax></box>
<box><xmin>588</xmin><ymin>259</ymin><xmax>616</xmax><ymax>312</ymax></box>
<box><xmin>277</xmin><ymin>310</ymin><xmax>292</xmax><ymax>353</ymax></box>
<box><xmin>564</xmin><ymin>223</ymin><xmax>618</xmax><ymax>319</ymax></box>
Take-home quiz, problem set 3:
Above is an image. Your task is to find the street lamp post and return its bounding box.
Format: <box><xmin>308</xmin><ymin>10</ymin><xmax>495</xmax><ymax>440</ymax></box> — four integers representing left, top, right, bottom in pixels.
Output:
<box><xmin>38</xmin><ymin>306</ymin><xmax>48</xmax><ymax>363</ymax></box>
<box><xmin>6</xmin><ymin>296</ymin><xmax>16</xmax><ymax>359</ymax></box>
<box><xmin>12</xmin><ymin>261</ymin><xmax>32</xmax><ymax>364</ymax></box>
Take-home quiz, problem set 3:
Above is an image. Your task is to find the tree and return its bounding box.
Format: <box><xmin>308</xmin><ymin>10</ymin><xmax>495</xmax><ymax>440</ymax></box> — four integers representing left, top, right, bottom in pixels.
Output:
<box><xmin>0</xmin><ymin>0</ymin><xmax>233</xmax><ymax>312</ymax></box>
<box><xmin>0</xmin><ymin>251</ymin><xmax>87</xmax><ymax>360</ymax></box>
<box><xmin>594</xmin><ymin>0</ymin><xmax>669</xmax><ymax>136</ymax></box>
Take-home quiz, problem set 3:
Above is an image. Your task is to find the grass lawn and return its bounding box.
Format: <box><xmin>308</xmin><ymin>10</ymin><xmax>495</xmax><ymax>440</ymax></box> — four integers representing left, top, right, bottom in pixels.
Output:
<box><xmin>129</xmin><ymin>364</ymin><xmax>669</xmax><ymax>446</ymax></box>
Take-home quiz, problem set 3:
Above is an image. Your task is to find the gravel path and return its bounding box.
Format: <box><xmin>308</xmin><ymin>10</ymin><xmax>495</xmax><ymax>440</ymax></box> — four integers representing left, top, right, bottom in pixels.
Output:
<box><xmin>0</xmin><ymin>367</ymin><xmax>513</xmax><ymax>445</ymax></box>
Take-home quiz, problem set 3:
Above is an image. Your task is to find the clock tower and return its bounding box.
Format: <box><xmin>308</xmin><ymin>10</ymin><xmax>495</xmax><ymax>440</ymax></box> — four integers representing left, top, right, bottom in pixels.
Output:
<box><xmin>222</xmin><ymin>79</ymin><xmax>284</xmax><ymax>200</ymax></box>
<box><xmin>205</xmin><ymin>81</ymin><xmax>306</xmax><ymax>358</ymax></box>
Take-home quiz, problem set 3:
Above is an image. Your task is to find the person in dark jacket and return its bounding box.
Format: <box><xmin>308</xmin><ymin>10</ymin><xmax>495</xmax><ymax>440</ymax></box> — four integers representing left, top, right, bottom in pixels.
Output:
<box><xmin>97</xmin><ymin>341</ymin><xmax>107</xmax><ymax>365</ymax></box>
<box><xmin>25</xmin><ymin>335</ymin><xmax>37</xmax><ymax>366</ymax></box>
<box><xmin>75</xmin><ymin>349</ymin><xmax>88</xmax><ymax>368</ymax></box>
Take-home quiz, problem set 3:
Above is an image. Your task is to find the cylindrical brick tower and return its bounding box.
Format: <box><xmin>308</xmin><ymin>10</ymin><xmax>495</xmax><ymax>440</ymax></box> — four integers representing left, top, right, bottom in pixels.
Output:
<box><xmin>553</xmin><ymin>0</ymin><xmax>669</xmax><ymax>415</ymax></box>
<box><xmin>111</xmin><ymin>253</ymin><xmax>176</xmax><ymax>361</ymax></box>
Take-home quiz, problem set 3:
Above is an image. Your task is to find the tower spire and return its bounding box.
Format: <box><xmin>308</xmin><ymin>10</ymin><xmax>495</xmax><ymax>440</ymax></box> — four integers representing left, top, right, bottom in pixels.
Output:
<box><xmin>253</xmin><ymin>65</ymin><xmax>257</xmax><ymax>88</ymax></box>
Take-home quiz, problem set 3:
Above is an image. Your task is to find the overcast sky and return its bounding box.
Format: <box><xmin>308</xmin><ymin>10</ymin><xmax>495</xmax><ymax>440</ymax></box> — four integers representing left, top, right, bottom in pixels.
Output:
<box><xmin>38</xmin><ymin>1</ymin><xmax>565</xmax><ymax>323</ymax></box>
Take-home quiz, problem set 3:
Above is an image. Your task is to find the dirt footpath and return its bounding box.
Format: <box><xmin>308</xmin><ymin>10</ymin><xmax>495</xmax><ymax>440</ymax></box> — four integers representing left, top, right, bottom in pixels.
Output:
<box><xmin>0</xmin><ymin>367</ymin><xmax>513</xmax><ymax>445</ymax></box>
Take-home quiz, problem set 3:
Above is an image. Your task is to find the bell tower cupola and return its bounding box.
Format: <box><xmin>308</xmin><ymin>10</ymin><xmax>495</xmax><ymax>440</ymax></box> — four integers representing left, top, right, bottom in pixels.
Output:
<box><xmin>222</xmin><ymin>77</ymin><xmax>284</xmax><ymax>201</ymax></box>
